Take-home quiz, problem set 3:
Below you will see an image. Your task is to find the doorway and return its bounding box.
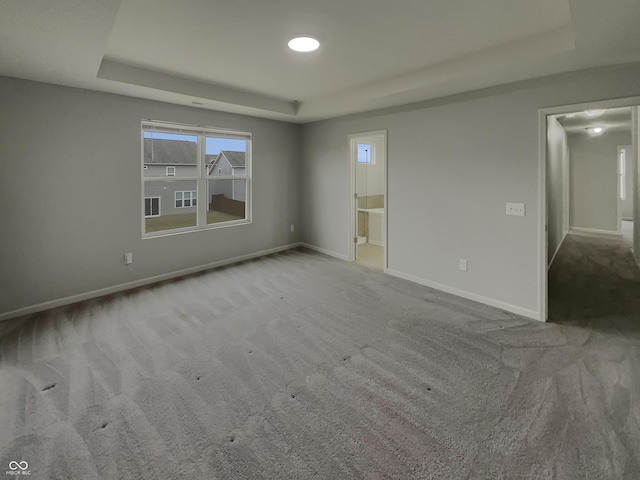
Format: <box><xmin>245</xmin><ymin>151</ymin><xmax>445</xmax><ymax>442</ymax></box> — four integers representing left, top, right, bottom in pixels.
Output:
<box><xmin>540</xmin><ymin>101</ymin><xmax>639</xmax><ymax>323</ymax></box>
<box><xmin>349</xmin><ymin>131</ymin><xmax>387</xmax><ymax>270</ymax></box>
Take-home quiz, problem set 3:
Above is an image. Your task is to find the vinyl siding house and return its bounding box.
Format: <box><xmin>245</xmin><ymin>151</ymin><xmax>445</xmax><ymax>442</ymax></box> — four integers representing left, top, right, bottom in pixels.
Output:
<box><xmin>143</xmin><ymin>138</ymin><xmax>198</xmax><ymax>217</ymax></box>
<box><xmin>207</xmin><ymin>151</ymin><xmax>247</xmax><ymax>202</ymax></box>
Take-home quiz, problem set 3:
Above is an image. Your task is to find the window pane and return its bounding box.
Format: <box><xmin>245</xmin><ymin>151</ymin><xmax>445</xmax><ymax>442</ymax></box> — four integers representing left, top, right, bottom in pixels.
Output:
<box><xmin>207</xmin><ymin>179</ymin><xmax>247</xmax><ymax>224</ymax></box>
<box><xmin>192</xmin><ymin>191</ymin><xmax>197</xmax><ymax>207</ymax></box>
<box><xmin>357</xmin><ymin>143</ymin><xmax>373</xmax><ymax>163</ymax></box>
<box><xmin>145</xmin><ymin>198</ymin><xmax>152</xmax><ymax>217</ymax></box>
<box><xmin>143</xmin><ymin>132</ymin><xmax>198</xmax><ymax>178</ymax></box>
<box><xmin>205</xmin><ymin>137</ymin><xmax>247</xmax><ymax>177</ymax></box>
<box><xmin>144</xmin><ymin>181</ymin><xmax>197</xmax><ymax>233</ymax></box>
<box><xmin>151</xmin><ymin>198</ymin><xmax>159</xmax><ymax>215</ymax></box>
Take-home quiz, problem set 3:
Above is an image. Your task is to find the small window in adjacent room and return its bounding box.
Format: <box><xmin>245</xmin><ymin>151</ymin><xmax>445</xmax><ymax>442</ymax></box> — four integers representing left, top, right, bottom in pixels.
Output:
<box><xmin>142</xmin><ymin>121</ymin><xmax>251</xmax><ymax>237</ymax></box>
<box><xmin>144</xmin><ymin>197</ymin><xmax>160</xmax><ymax>217</ymax></box>
<box><xmin>357</xmin><ymin>143</ymin><xmax>374</xmax><ymax>164</ymax></box>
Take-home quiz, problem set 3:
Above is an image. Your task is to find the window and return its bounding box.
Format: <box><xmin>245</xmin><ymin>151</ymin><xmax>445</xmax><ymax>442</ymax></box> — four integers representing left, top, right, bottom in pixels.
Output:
<box><xmin>175</xmin><ymin>190</ymin><xmax>197</xmax><ymax>208</ymax></box>
<box><xmin>144</xmin><ymin>197</ymin><xmax>160</xmax><ymax>217</ymax></box>
<box><xmin>142</xmin><ymin>121</ymin><xmax>251</xmax><ymax>236</ymax></box>
<box><xmin>619</xmin><ymin>149</ymin><xmax>626</xmax><ymax>201</ymax></box>
<box><xmin>357</xmin><ymin>143</ymin><xmax>374</xmax><ymax>164</ymax></box>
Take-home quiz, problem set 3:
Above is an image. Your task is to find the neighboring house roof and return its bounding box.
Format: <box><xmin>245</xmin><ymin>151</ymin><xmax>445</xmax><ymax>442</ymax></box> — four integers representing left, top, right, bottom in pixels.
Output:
<box><xmin>208</xmin><ymin>151</ymin><xmax>246</xmax><ymax>173</ymax></box>
<box><xmin>219</xmin><ymin>151</ymin><xmax>246</xmax><ymax>168</ymax></box>
<box><xmin>143</xmin><ymin>138</ymin><xmax>197</xmax><ymax>164</ymax></box>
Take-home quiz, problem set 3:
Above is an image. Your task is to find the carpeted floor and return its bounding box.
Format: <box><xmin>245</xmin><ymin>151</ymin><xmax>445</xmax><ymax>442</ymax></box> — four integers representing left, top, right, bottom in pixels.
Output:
<box><xmin>0</xmin><ymin>246</ymin><xmax>639</xmax><ymax>479</ymax></box>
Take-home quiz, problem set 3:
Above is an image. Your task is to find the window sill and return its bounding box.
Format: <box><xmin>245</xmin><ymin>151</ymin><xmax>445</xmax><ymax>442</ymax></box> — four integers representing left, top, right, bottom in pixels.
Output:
<box><xmin>142</xmin><ymin>218</ymin><xmax>252</xmax><ymax>240</ymax></box>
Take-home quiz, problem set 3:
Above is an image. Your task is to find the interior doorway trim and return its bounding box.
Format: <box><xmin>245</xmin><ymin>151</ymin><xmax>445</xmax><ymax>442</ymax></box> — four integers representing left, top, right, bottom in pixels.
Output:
<box><xmin>538</xmin><ymin>96</ymin><xmax>640</xmax><ymax>322</ymax></box>
<box><xmin>348</xmin><ymin>130</ymin><xmax>388</xmax><ymax>271</ymax></box>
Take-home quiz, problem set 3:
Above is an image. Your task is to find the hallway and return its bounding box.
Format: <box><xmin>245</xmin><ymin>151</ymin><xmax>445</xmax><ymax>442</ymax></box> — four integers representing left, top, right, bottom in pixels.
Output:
<box><xmin>549</xmin><ymin>232</ymin><xmax>640</xmax><ymax>332</ymax></box>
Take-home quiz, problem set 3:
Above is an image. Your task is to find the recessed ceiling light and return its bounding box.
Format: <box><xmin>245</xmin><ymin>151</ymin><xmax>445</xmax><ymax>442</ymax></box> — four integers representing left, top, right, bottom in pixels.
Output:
<box><xmin>584</xmin><ymin>109</ymin><xmax>605</xmax><ymax>117</ymax></box>
<box><xmin>564</xmin><ymin>113</ymin><xmax>576</xmax><ymax>118</ymax></box>
<box><xmin>288</xmin><ymin>36</ymin><xmax>320</xmax><ymax>52</ymax></box>
<box><xmin>587</xmin><ymin>126</ymin><xmax>604</xmax><ymax>136</ymax></box>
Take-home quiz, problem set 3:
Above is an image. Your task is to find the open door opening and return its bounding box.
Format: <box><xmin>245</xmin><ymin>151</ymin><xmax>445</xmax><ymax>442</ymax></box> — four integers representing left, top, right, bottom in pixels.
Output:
<box><xmin>349</xmin><ymin>131</ymin><xmax>387</xmax><ymax>270</ymax></box>
<box><xmin>543</xmin><ymin>104</ymin><xmax>639</xmax><ymax>327</ymax></box>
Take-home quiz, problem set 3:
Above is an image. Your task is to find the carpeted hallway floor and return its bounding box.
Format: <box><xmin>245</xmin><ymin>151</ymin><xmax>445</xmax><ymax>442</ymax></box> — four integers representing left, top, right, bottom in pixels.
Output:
<box><xmin>0</xmin><ymin>247</ymin><xmax>639</xmax><ymax>479</ymax></box>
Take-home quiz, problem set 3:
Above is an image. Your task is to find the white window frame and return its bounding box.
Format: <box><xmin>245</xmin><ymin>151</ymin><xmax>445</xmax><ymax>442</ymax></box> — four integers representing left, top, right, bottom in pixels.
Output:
<box><xmin>166</xmin><ymin>166</ymin><xmax>176</xmax><ymax>176</ymax></box>
<box><xmin>144</xmin><ymin>196</ymin><xmax>161</xmax><ymax>218</ymax></box>
<box><xmin>175</xmin><ymin>190</ymin><xmax>198</xmax><ymax>208</ymax></box>
<box><xmin>141</xmin><ymin>120</ymin><xmax>252</xmax><ymax>238</ymax></box>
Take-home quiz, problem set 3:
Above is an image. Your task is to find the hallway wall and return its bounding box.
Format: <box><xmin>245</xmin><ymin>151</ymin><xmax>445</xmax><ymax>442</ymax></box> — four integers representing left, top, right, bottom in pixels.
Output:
<box><xmin>547</xmin><ymin>116</ymin><xmax>569</xmax><ymax>265</ymax></box>
<box><xmin>569</xmin><ymin>130</ymin><xmax>631</xmax><ymax>233</ymax></box>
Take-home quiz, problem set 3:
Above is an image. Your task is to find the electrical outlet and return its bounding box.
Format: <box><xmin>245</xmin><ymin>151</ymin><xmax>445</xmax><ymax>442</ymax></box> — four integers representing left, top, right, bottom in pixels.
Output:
<box><xmin>290</xmin><ymin>224</ymin><xmax>295</xmax><ymax>232</ymax></box>
<box><xmin>506</xmin><ymin>203</ymin><xmax>525</xmax><ymax>216</ymax></box>
<box><xmin>459</xmin><ymin>259</ymin><xmax>468</xmax><ymax>271</ymax></box>
<box><xmin>124</xmin><ymin>253</ymin><xmax>133</xmax><ymax>265</ymax></box>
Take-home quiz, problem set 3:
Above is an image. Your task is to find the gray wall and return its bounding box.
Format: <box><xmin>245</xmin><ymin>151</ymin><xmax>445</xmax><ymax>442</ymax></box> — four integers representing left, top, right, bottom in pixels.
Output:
<box><xmin>0</xmin><ymin>76</ymin><xmax>301</xmax><ymax>315</ymax></box>
<box><xmin>546</xmin><ymin>116</ymin><xmax>569</xmax><ymax>265</ymax></box>
<box><xmin>620</xmin><ymin>145</ymin><xmax>634</xmax><ymax>220</ymax></box>
<box><xmin>301</xmin><ymin>64</ymin><xmax>640</xmax><ymax>317</ymax></box>
<box><xmin>569</xmin><ymin>131</ymin><xmax>631</xmax><ymax>232</ymax></box>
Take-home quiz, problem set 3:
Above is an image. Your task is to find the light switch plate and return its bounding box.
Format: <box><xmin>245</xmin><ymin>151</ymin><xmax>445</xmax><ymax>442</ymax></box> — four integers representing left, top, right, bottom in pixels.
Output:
<box><xmin>459</xmin><ymin>259</ymin><xmax>468</xmax><ymax>271</ymax></box>
<box><xmin>506</xmin><ymin>203</ymin><xmax>525</xmax><ymax>216</ymax></box>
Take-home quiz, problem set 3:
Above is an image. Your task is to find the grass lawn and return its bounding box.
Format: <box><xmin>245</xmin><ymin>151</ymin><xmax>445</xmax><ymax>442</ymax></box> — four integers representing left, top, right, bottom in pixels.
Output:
<box><xmin>145</xmin><ymin>210</ymin><xmax>242</xmax><ymax>233</ymax></box>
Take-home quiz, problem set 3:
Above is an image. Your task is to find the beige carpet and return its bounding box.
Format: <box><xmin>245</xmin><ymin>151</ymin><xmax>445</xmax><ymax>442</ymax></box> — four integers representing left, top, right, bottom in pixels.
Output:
<box><xmin>0</xmin><ymin>247</ymin><xmax>638</xmax><ymax>478</ymax></box>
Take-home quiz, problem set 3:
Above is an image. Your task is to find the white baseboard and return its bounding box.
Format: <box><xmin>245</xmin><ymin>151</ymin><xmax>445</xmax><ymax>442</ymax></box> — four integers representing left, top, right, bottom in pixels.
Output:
<box><xmin>548</xmin><ymin>229</ymin><xmax>568</xmax><ymax>270</ymax></box>
<box><xmin>299</xmin><ymin>243</ymin><xmax>349</xmax><ymax>261</ymax></box>
<box><xmin>0</xmin><ymin>243</ymin><xmax>303</xmax><ymax>322</ymax></box>
<box><xmin>368</xmin><ymin>240</ymin><xmax>384</xmax><ymax>247</ymax></box>
<box><xmin>385</xmin><ymin>268</ymin><xmax>540</xmax><ymax>321</ymax></box>
<box><xmin>569</xmin><ymin>227</ymin><xmax>622</xmax><ymax>239</ymax></box>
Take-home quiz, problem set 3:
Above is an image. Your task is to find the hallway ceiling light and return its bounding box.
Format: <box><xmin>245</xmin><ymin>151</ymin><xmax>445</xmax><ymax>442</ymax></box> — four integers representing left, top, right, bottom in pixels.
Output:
<box><xmin>288</xmin><ymin>36</ymin><xmax>320</xmax><ymax>52</ymax></box>
<box><xmin>584</xmin><ymin>109</ymin><xmax>605</xmax><ymax>117</ymax></box>
<box><xmin>587</xmin><ymin>126</ymin><xmax>604</xmax><ymax>136</ymax></box>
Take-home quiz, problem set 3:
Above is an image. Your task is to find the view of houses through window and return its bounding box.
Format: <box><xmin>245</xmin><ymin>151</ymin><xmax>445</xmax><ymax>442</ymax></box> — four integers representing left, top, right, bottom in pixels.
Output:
<box><xmin>142</xmin><ymin>122</ymin><xmax>251</xmax><ymax>235</ymax></box>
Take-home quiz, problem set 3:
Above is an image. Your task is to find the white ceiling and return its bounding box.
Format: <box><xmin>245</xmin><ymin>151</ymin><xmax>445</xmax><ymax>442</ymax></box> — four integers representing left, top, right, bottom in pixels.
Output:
<box><xmin>2</xmin><ymin>0</ymin><xmax>640</xmax><ymax>123</ymax></box>
<box><xmin>556</xmin><ymin>107</ymin><xmax>633</xmax><ymax>135</ymax></box>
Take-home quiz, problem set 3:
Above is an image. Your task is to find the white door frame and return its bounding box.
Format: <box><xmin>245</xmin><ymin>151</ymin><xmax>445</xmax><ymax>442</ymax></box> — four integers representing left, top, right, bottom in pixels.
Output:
<box><xmin>538</xmin><ymin>96</ymin><xmax>640</xmax><ymax>321</ymax></box>
<box><xmin>349</xmin><ymin>130</ymin><xmax>388</xmax><ymax>271</ymax></box>
<box><xmin>618</xmin><ymin>145</ymin><xmax>634</xmax><ymax>225</ymax></box>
